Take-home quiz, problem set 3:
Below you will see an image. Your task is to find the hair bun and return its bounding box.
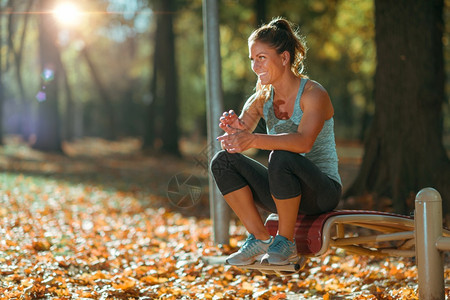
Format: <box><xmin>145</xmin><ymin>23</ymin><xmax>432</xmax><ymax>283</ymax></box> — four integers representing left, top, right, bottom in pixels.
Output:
<box><xmin>269</xmin><ymin>17</ymin><xmax>290</xmax><ymax>31</ymax></box>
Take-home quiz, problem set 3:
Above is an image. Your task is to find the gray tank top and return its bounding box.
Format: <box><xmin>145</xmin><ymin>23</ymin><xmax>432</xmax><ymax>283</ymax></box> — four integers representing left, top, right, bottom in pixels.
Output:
<box><xmin>263</xmin><ymin>78</ymin><xmax>342</xmax><ymax>186</ymax></box>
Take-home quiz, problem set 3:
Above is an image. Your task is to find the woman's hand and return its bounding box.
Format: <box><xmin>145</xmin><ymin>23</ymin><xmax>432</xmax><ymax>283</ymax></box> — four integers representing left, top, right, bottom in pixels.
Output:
<box><xmin>219</xmin><ymin>110</ymin><xmax>246</xmax><ymax>135</ymax></box>
<box><xmin>217</xmin><ymin>130</ymin><xmax>256</xmax><ymax>153</ymax></box>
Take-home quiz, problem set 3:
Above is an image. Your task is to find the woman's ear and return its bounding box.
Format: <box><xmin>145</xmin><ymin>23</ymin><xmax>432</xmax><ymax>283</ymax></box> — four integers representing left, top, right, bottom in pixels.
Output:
<box><xmin>282</xmin><ymin>51</ymin><xmax>290</xmax><ymax>66</ymax></box>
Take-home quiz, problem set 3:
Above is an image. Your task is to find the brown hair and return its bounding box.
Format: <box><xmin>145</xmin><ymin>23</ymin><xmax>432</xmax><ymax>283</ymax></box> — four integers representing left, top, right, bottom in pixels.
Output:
<box><xmin>245</xmin><ymin>17</ymin><xmax>308</xmax><ymax>111</ymax></box>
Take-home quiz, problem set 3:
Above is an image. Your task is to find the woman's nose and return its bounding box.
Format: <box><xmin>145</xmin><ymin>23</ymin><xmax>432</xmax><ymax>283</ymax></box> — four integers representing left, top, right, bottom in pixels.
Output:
<box><xmin>252</xmin><ymin>61</ymin><xmax>259</xmax><ymax>73</ymax></box>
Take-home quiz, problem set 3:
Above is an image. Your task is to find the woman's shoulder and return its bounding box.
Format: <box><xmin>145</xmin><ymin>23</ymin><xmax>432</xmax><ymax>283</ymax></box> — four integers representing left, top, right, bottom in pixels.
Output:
<box><xmin>301</xmin><ymin>79</ymin><xmax>333</xmax><ymax>115</ymax></box>
<box><xmin>304</xmin><ymin>79</ymin><xmax>328</xmax><ymax>96</ymax></box>
<box><xmin>302</xmin><ymin>79</ymin><xmax>330</xmax><ymax>102</ymax></box>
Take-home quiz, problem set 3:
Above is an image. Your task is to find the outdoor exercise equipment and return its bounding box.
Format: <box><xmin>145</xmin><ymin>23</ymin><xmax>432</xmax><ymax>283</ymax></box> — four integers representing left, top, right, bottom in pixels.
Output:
<box><xmin>234</xmin><ymin>188</ymin><xmax>449</xmax><ymax>299</ymax></box>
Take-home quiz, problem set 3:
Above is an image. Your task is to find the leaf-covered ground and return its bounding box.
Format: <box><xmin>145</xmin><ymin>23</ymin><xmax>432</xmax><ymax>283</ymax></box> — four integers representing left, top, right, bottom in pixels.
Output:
<box><xmin>0</xmin><ymin>136</ymin><xmax>449</xmax><ymax>299</ymax></box>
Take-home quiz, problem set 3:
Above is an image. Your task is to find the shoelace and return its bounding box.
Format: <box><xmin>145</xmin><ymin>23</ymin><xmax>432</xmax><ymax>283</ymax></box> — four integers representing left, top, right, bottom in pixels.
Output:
<box><xmin>240</xmin><ymin>236</ymin><xmax>263</xmax><ymax>257</ymax></box>
<box><xmin>270</xmin><ymin>237</ymin><xmax>293</xmax><ymax>256</ymax></box>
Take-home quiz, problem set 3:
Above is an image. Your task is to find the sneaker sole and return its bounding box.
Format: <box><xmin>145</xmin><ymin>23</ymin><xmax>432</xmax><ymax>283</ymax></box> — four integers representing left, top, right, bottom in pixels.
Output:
<box><xmin>226</xmin><ymin>254</ymin><xmax>265</xmax><ymax>266</ymax></box>
<box><xmin>261</xmin><ymin>255</ymin><xmax>298</xmax><ymax>266</ymax></box>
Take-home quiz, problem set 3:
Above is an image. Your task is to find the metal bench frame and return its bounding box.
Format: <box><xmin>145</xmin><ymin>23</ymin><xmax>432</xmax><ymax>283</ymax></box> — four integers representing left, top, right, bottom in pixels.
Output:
<box><xmin>239</xmin><ymin>188</ymin><xmax>449</xmax><ymax>299</ymax></box>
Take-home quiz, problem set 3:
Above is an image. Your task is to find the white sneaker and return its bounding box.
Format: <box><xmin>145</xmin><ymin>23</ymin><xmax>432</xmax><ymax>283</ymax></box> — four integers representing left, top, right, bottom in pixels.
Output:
<box><xmin>226</xmin><ymin>234</ymin><xmax>273</xmax><ymax>266</ymax></box>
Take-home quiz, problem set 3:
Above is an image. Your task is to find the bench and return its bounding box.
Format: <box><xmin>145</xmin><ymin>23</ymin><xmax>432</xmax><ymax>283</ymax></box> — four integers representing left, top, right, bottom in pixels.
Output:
<box><xmin>238</xmin><ymin>188</ymin><xmax>450</xmax><ymax>299</ymax></box>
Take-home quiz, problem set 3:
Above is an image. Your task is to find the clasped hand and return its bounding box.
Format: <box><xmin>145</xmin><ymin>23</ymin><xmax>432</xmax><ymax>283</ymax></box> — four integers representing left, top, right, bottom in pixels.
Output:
<box><xmin>216</xmin><ymin>110</ymin><xmax>254</xmax><ymax>153</ymax></box>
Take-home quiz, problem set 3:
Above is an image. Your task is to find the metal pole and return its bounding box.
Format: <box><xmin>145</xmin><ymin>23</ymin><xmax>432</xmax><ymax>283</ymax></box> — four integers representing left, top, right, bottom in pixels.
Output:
<box><xmin>202</xmin><ymin>0</ymin><xmax>230</xmax><ymax>244</ymax></box>
<box><xmin>414</xmin><ymin>187</ymin><xmax>444</xmax><ymax>300</ymax></box>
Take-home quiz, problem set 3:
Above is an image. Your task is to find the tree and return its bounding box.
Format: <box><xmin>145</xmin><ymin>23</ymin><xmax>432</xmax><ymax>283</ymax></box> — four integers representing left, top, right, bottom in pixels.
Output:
<box><xmin>144</xmin><ymin>0</ymin><xmax>180</xmax><ymax>155</ymax></box>
<box><xmin>159</xmin><ymin>0</ymin><xmax>180</xmax><ymax>155</ymax></box>
<box><xmin>81</xmin><ymin>44</ymin><xmax>117</xmax><ymax>140</ymax></box>
<box><xmin>7</xmin><ymin>0</ymin><xmax>34</xmax><ymax>140</ymax></box>
<box><xmin>346</xmin><ymin>0</ymin><xmax>450</xmax><ymax>217</ymax></box>
<box><xmin>0</xmin><ymin>2</ymin><xmax>5</xmax><ymax>145</ymax></box>
<box><xmin>254</xmin><ymin>0</ymin><xmax>268</xmax><ymax>26</ymax></box>
<box><xmin>57</xmin><ymin>53</ymin><xmax>76</xmax><ymax>141</ymax></box>
<box><xmin>142</xmin><ymin>1</ymin><xmax>161</xmax><ymax>150</ymax></box>
<box><xmin>33</xmin><ymin>0</ymin><xmax>62</xmax><ymax>152</ymax></box>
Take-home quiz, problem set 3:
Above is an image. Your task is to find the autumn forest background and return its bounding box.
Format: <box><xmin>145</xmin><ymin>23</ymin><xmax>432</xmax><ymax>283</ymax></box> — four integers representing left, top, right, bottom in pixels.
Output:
<box><xmin>0</xmin><ymin>0</ymin><xmax>449</xmax><ymax>299</ymax></box>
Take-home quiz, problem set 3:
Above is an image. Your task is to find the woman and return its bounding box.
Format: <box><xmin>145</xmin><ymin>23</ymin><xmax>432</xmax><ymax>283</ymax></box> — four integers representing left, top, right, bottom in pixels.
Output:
<box><xmin>211</xmin><ymin>17</ymin><xmax>342</xmax><ymax>266</ymax></box>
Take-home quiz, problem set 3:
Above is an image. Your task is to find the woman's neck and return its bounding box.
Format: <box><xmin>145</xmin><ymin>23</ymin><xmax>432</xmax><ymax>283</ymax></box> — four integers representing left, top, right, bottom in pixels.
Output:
<box><xmin>272</xmin><ymin>72</ymin><xmax>301</xmax><ymax>100</ymax></box>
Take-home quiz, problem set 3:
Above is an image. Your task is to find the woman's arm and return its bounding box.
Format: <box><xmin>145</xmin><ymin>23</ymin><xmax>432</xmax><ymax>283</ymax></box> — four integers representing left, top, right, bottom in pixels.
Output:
<box><xmin>217</xmin><ymin>93</ymin><xmax>264</xmax><ymax>150</ymax></box>
<box><xmin>218</xmin><ymin>81</ymin><xmax>333</xmax><ymax>153</ymax></box>
<box><xmin>218</xmin><ymin>93</ymin><xmax>263</xmax><ymax>135</ymax></box>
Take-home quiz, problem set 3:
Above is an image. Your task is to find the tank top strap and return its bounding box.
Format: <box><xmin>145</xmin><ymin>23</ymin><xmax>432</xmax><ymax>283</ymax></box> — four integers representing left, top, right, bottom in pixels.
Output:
<box><xmin>263</xmin><ymin>88</ymin><xmax>274</xmax><ymax>119</ymax></box>
<box><xmin>290</xmin><ymin>78</ymin><xmax>308</xmax><ymax>124</ymax></box>
<box><xmin>293</xmin><ymin>78</ymin><xmax>308</xmax><ymax>113</ymax></box>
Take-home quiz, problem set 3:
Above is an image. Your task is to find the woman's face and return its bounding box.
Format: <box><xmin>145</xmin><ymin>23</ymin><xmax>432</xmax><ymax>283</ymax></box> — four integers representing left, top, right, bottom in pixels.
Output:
<box><xmin>249</xmin><ymin>40</ymin><xmax>286</xmax><ymax>85</ymax></box>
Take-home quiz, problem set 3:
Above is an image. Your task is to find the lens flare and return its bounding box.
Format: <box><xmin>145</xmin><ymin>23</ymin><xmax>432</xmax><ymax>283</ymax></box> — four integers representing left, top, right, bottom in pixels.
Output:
<box><xmin>41</xmin><ymin>68</ymin><xmax>55</xmax><ymax>82</ymax></box>
<box><xmin>53</xmin><ymin>3</ymin><xmax>82</xmax><ymax>26</ymax></box>
<box><xmin>36</xmin><ymin>91</ymin><xmax>47</xmax><ymax>102</ymax></box>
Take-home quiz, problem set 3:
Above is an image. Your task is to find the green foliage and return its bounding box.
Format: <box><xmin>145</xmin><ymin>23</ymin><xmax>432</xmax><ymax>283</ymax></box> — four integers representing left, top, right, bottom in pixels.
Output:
<box><xmin>3</xmin><ymin>0</ymin><xmax>447</xmax><ymax>142</ymax></box>
<box><xmin>173</xmin><ymin>0</ymin><xmax>376</xmax><ymax>139</ymax></box>
<box><xmin>175</xmin><ymin>0</ymin><xmax>206</xmax><ymax>134</ymax></box>
<box><xmin>306</xmin><ymin>0</ymin><xmax>375</xmax><ymax>138</ymax></box>
<box><xmin>218</xmin><ymin>0</ymin><xmax>375</xmax><ymax>139</ymax></box>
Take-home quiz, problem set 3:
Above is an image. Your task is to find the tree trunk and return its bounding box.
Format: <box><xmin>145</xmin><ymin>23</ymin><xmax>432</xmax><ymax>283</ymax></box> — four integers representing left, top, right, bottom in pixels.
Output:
<box><xmin>81</xmin><ymin>45</ymin><xmax>116</xmax><ymax>140</ymax></box>
<box><xmin>57</xmin><ymin>54</ymin><xmax>75</xmax><ymax>141</ymax></box>
<box><xmin>7</xmin><ymin>0</ymin><xmax>34</xmax><ymax>141</ymax></box>
<box><xmin>254</xmin><ymin>0</ymin><xmax>268</xmax><ymax>26</ymax></box>
<box><xmin>0</xmin><ymin>3</ymin><xmax>5</xmax><ymax>145</ymax></box>
<box><xmin>142</xmin><ymin>8</ymin><xmax>161</xmax><ymax>150</ymax></box>
<box><xmin>160</xmin><ymin>0</ymin><xmax>180</xmax><ymax>156</ymax></box>
<box><xmin>33</xmin><ymin>0</ymin><xmax>62</xmax><ymax>152</ymax></box>
<box><xmin>346</xmin><ymin>0</ymin><xmax>450</xmax><ymax>217</ymax></box>
<box><xmin>145</xmin><ymin>0</ymin><xmax>180</xmax><ymax>155</ymax></box>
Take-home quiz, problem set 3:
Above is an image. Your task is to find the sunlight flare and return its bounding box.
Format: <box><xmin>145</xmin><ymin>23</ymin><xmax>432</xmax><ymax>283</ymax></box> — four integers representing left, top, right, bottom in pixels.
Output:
<box><xmin>53</xmin><ymin>3</ymin><xmax>82</xmax><ymax>26</ymax></box>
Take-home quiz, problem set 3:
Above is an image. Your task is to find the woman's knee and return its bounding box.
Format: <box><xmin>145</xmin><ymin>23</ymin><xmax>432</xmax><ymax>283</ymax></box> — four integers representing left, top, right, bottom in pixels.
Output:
<box><xmin>268</xmin><ymin>150</ymin><xmax>296</xmax><ymax>172</ymax></box>
<box><xmin>210</xmin><ymin>150</ymin><xmax>226</xmax><ymax>171</ymax></box>
<box><xmin>210</xmin><ymin>150</ymin><xmax>239</xmax><ymax>175</ymax></box>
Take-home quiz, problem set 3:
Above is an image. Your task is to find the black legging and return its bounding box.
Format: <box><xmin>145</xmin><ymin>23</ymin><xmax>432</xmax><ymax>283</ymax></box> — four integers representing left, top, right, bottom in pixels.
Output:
<box><xmin>210</xmin><ymin>150</ymin><xmax>341</xmax><ymax>215</ymax></box>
